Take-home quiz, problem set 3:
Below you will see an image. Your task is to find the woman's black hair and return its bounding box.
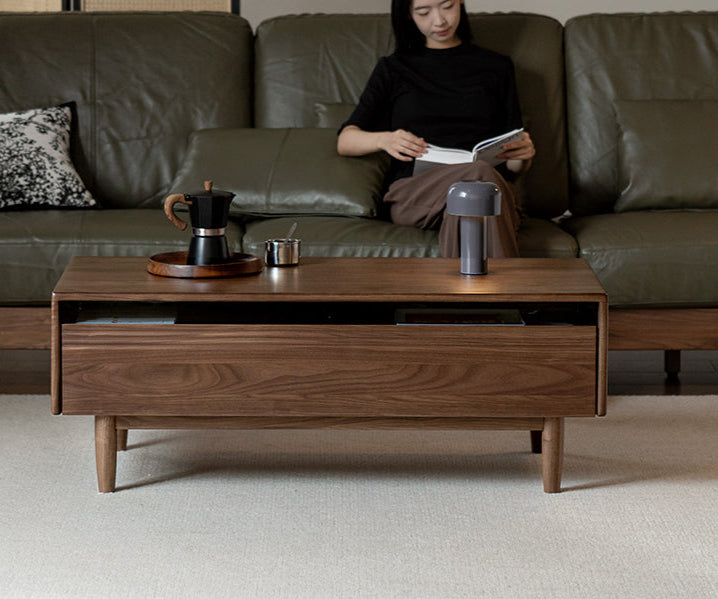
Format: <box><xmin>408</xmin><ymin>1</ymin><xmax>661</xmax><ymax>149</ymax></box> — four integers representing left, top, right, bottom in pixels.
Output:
<box><xmin>391</xmin><ymin>0</ymin><xmax>473</xmax><ymax>53</ymax></box>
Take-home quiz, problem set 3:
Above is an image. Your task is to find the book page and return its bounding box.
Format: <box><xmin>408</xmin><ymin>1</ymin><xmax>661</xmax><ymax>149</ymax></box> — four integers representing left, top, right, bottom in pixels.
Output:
<box><xmin>413</xmin><ymin>128</ymin><xmax>524</xmax><ymax>174</ymax></box>
<box><xmin>472</xmin><ymin>128</ymin><xmax>524</xmax><ymax>166</ymax></box>
<box><xmin>413</xmin><ymin>144</ymin><xmax>473</xmax><ymax>175</ymax></box>
<box><xmin>420</xmin><ymin>144</ymin><xmax>473</xmax><ymax>165</ymax></box>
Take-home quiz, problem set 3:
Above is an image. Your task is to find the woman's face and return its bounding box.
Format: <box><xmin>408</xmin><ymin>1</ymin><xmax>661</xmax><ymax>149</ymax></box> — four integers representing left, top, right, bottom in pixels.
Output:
<box><xmin>410</xmin><ymin>0</ymin><xmax>463</xmax><ymax>49</ymax></box>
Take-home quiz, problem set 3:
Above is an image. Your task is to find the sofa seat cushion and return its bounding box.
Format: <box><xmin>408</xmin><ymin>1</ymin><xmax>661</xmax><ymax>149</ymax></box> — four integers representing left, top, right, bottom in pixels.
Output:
<box><xmin>244</xmin><ymin>216</ymin><xmax>578</xmax><ymax>260</ymax></box>
<box><xmin>171</xmin><ymin>128</ymin><xmax>389</xmax><ymax>218</ymax></box>
<box><xmin>242</xmin><ymin>216</ymin><xmax>440</xmax><ymax>258</ymax></box>
<box><xmin>517</xmin><ymin>217</ymin><xmax>578</xmax><ymax>258</ymax></box>
<box><xmin>243</xmin><ymin>215</ymin><xmax>578</xmax><ymax>260</ymax></box>
<box><xmin>0</xmin><ymin>209</ymin><xmax>244</xmax><ymax>303</ymax></box>
<box><xmin>561</xmin><ymin>211</ymin><xmax>718</xmax><ymax>307</ymax></box>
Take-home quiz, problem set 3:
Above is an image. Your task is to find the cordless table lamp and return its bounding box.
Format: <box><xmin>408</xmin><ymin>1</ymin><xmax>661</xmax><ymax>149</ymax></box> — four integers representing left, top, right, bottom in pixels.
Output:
<box><xmin>446</xmin><ymin>180</ymin><xmax>502</xmax><ymax>275</ymax></box>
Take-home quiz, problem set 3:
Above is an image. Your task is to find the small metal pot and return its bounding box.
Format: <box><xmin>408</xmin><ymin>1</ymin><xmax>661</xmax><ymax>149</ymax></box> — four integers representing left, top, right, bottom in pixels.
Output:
<box><xmin>265</xmin><ymin>239</ymin><xmax>300</xmax><ymax>266</ymax></box>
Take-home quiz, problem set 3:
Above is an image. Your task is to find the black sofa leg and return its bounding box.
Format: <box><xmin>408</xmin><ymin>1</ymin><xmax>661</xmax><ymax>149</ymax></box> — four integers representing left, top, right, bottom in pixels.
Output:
<box><xmin>664</xmin><ymin>349</ymin><xmax>681</xmax><ymax>379</ymax></box>
<box><xmin>530</xmin><ymin>430</ymin><xmax>542</xmax><ymax>454</ymax></box>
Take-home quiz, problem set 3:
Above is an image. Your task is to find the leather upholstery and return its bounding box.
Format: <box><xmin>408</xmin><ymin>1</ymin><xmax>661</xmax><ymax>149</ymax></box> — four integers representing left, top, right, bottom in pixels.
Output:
<box><xmin>0</xmin><ymin>209</ymin><xmax>244</xmax><ymax>302</ymax></box>
<box><xmin>0</xmin><ymin>12</ymin><xmax>253</xmax><ymax>209</ymax></box>
<box><xmin>612</xmin><ymin>99</ymin><xmax>718</xmax><ymax>212</ymax></box>
<box><xmin>0</xmin><ymin>12</ymin><xmax>252</xmax><ymax>302</ymax></box>
<box><xmin>565</xmin><ymin>12</ymin><xmax>718</xmax><ymax>216</ymax></box>
<box><xmin>561</xmin><ymin>211</ymin><xmax>718</xmax><ymax>307</ymax></box>
<box><xmin>170</xmin><ymin>128</ymin><xmax>389</xmax><ymax>218</ymax></box>
<box><xmin>562</xmin><ymin>13</ymin><xmax>718</xmax><ymax>307</ymax></box>
<box><xmin>517</xmin><ymin>218</ymin><xmax>578</xmax><ymax>259</ymax></box>
<box><xmin>242</xmin><ymin>216</ymin><xmax>441</xmax><ymax>258</ymax></box>
<box><xmin>242</xmin><ymin>215</ymin><xmax>578</xmax><ymax>260</ymax></box>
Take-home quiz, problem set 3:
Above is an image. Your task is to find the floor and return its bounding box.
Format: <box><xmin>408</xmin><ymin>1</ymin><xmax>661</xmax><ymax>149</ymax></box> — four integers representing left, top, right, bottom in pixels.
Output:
<box><xmin>607</xmin><ymin>349</ymin><xmax>718</xmax><ymax>395</ymax></box>
<box><xmin>2</xmin><ymin>349</ymin><xmax>718</xmax><ymax>396</ymax></box>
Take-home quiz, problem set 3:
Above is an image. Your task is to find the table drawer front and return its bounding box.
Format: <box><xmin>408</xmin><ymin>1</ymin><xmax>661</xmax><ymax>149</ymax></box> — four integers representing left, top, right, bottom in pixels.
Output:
<box><xmin>61</xmin><ymin>324</ymin><xmax>598</xmax><ymax>417</ymax></box>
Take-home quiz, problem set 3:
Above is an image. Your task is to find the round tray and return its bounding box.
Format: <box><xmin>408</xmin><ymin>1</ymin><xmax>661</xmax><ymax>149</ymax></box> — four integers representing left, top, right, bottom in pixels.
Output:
<box><xmin>147</xmin><ymin>251</ymin><xmax>263</xmax><ymax>279</ymax></box>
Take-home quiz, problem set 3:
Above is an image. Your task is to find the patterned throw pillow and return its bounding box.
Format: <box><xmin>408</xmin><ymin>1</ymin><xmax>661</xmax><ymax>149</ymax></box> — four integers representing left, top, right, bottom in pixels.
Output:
<box><xmin>0</xmin><ymin>105</ymin><xmax>96</xmax><ymax>209</ymax></box>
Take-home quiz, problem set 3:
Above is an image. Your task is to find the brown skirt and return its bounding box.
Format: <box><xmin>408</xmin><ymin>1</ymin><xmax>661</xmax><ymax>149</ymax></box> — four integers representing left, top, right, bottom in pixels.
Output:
<box><xmin>382</xmin><ymin>161</ymin><xmax>520</xmax><ymax>258</ymax></box>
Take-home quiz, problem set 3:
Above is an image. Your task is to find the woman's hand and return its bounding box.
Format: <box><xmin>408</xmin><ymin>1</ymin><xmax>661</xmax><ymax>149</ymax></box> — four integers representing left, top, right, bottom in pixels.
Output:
<box><xmin>377</xmin><ymin>129</ymin><xmax>428</xmax><ymax>162</ymax></box>
<box><xmin>498</xmin><ymin>131</ymin><xmax>535</xmax><ymax>174</ymax></box>
<box><xmin>337</xmin><ymin>125</ymin><xmax>427</xmax><ymax>161</ymax></box>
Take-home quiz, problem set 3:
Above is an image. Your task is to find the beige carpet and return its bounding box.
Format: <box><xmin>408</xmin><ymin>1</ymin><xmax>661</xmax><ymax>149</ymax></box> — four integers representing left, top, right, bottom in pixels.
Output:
<box><xmin>1</xmin><ymin>394</ymin><xmax>717</xmax><ymax>598</ymax></box>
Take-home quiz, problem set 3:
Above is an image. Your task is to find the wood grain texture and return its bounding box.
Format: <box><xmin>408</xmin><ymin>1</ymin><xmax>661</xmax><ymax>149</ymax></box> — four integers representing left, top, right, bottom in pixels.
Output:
<box><xmin>146</xmin><ymin>251</ymin><xmax>263</xmax><ymax>279</ymax></box>
<box><xmin>0</xmin><ymin>307</ymin><xmax>51</xmax><ymax>349</ymax></box>
<box><xmin>61</xmin><ymin>324</ymin><xmax>597</xmax><ymax>418</ymax></box>
<box><xmin>542</xmin><ymin>417</ymin><xmax>564</xmax><ymax>493</ymax></box>
<box><xmin>95</xmin><ymin>416</ymin><xmax>116</xmax><ymax>493</ymax></box>
<box><xmin>597</xmin><ymin>300</ymin><xmax>609</xmax><ymax>416</ymax></box>
<box><xmin>52</xmin><ymin>257</ymin><xmax>607</xmax><ymax>420</ymax></box>
<box><xmin>51</xmin><ymin>301</ymin><xmax>62</xmax><ymax>415</ymax></box>
<box><xmin>53</xmin><ymin>257</ymin><xmax>606</xmax><ymax>303</ymax></box>
<box><xmin>116</xmin><ymin>416</ymin><xmax>546</xmax><ymax>431</ymax></box>
<box><xmin>609</xmin><ymin>308</ymin><xmax>718</xmax><ymax>350</ymax></box>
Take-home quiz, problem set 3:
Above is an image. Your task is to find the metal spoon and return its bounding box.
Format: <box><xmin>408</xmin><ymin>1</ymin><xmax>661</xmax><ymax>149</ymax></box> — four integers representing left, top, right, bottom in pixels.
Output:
<box><xmin>286</xmin><ymin>221</ymin><xmax>297</xmax><ymax>240</ymax></box>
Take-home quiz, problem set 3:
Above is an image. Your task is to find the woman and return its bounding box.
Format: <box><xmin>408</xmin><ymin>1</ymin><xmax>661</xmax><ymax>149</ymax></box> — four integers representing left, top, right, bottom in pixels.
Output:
<box><xmin>337</xmin><ymin>0</ymin><xmax>535</xmax><ymax>257</ymax></box>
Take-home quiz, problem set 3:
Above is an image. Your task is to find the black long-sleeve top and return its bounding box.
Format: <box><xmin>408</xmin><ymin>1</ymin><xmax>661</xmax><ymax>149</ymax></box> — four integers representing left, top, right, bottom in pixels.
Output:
<box><xmin>341</xmin><ymin>42</ymin><xmax>523</xmax><ymax>185</ymax></box>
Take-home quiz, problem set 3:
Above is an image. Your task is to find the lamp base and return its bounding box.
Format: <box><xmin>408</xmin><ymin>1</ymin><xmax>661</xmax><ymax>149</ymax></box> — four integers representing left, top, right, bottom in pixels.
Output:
<box><xmin>459</xmin><ymin>216</ymin><xmax>488</xmax><ymax>275</ymax></box>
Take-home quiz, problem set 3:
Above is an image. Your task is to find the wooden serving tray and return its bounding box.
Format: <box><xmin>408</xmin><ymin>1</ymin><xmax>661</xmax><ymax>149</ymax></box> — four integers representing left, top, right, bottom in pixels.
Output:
<box><xmin>147</xmin><ymin>251</ymin><xmax>263</xmax><ymax>278</ymax></box>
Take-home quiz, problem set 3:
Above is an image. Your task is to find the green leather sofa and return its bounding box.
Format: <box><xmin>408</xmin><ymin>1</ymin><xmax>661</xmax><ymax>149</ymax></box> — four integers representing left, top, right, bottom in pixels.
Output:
<box><xmin>1</xmin><ymin>11</ymin><xmax>717</xmax><ymax>369</ymax></box>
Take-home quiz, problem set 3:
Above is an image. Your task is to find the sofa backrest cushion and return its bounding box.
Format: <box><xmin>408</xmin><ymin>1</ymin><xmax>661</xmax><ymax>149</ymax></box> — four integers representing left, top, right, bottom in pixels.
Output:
<box><xmin>565</xmin><ymin>12</ymin><xmax>718</xmax><ymax>216</ymax></box>
<box><xmin>0</xmin><ymin>12</ymin><xmax>253</xmax><ymax>209</ymax></box>
<box><xmin>613</xmin><ymin>99</ymin><xmax>718</xmax><ymax>212</ymax></box>
<box><xmin>170</xmin><ymin>127</ymin><xmax>389</xmax><ymax>218</ymax></box>
<box><xmin>255</xmin><ymin>13</ymin><xmax>568</xmax><ymax>219</ymax></box>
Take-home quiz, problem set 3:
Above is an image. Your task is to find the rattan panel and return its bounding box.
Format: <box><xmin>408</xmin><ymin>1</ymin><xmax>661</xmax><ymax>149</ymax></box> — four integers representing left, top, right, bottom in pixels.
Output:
<box><xmin>0</xmin><ymin>0</ymin><xmax>62</xmax><ymax>10</ymax></box>
<box><xmin>82</xmin><ymin>0</ymin><xmax>231</xmax><ymax>10</ymax></box>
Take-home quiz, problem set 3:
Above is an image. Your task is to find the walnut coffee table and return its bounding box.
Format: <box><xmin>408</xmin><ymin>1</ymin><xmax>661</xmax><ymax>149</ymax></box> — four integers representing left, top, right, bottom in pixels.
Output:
<box><xmin>52</xmin><ymin>257</ymin><xmax>607</xmax><ymax>493</ymax></box>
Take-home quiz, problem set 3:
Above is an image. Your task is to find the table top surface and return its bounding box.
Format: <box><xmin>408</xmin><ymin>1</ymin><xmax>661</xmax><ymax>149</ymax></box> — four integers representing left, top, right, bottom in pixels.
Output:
<box><xmin>52</xmin><ymin>256</ymin><xmax>606</xmax><ymax>304</ymax></box>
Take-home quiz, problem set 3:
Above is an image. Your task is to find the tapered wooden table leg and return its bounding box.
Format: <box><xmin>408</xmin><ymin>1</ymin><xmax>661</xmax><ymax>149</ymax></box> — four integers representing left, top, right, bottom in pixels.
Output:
<box><xmin>117</xmin><ymin>429</ymin><xmax>128</xmax><ymax>451</ymax></box>
<box><xmin>95</xmin><ymin>416</ymin><xmax>117</xmax><ymax>493</ymax></box>
<box><xmin>542</xmin><ymin>417</ymin><xmax>564</xmax><ymax>493</ymax></box>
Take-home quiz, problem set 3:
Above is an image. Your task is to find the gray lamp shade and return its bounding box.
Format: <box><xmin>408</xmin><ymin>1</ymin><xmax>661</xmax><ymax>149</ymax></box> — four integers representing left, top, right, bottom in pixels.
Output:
<box><xmin>446</xmin><ymin>180</ymin><xmax>501</xmax><ymax>217</ymax></box>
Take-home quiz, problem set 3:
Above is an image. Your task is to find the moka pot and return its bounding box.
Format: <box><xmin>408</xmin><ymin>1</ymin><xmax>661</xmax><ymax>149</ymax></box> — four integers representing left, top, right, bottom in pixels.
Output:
<box><xmin>164</xmin><ymin>181</ymin><xmax>234</xmax><ymax>265</ymax></box>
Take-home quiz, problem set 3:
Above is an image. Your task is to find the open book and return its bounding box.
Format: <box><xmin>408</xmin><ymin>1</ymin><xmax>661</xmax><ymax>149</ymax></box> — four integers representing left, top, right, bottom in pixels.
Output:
<box><xmin>413</xmin><ymin>128</ymin><xmax>524</xmax><ymax>175</ymax></box>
